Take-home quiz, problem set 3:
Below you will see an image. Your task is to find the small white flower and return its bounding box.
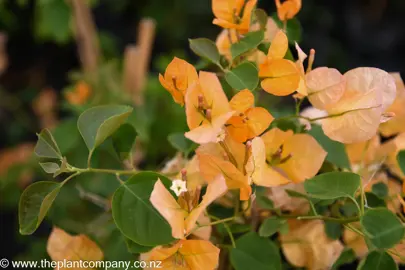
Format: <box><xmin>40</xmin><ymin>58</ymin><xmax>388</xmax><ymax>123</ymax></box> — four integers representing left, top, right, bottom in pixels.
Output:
<box><xmin>170</xmin><ymin>179</ymin><xmax>187</xmax><ymax>197</ymax></box>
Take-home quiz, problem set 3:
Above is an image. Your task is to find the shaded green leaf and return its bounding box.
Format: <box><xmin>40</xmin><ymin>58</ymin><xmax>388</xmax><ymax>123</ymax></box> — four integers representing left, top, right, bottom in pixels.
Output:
<box><xmin>361</xmin><ymin>208</ymin><xmax>405</xmax><ymax>249</ymax></box>
<box><xmin>167</xmin><ymin>132</ymin><xmax>196</xmax><ymax>155</ymax></box>
<box><xmin>358</xmin><ymin>251</ymin><xmax>398</xmax><ymax>270</ymax></box>
<box><xmin>331</xmin><ymin>248</ymin><xmax>356</xmax><ymax>270</ymax></box>
<box><xmin>324</xmin><ymin>221</ymin><xmax>342</xmax><ymax>240</ymax></box>
<box><xmin>225</xmin><ymin>62</ymin><xmax>259</xmax><ymax>91</ymax></box>
<box><xmin>371</xmin><ymin>182</ymin><xmax>389</xmax><ymax>198</ymax></box>
<box><xmin>77</xmin><ymin>105</ymin><xmax>133</xmax><ymax>151</ymax></box>
<box><xmin>231</xmin><ymin>232</ymin><xmax>281</xmax><ymax>270</ymax></box>
<box><xmin>124</xmin><ymin>237</ymin><xmax>153</xmax><ymax>254</ymax></box>
<box><xmin>254</xmin><ymin>9</ymin><xmax>268</xmax><ymax>31</ymax></box>
<box><xmin>304</xmin><ymin>172</ymin><xmax>360</xmax><ymax>200</ymax></box>
<box><xmin>308</xmin><ymin>125</ymin><xmax>350</xmax><ymax>169</ymax></box>
<box><xmin>39</xmin><ymin>162</ymin><xmax>60</xmax><ymax>174</ymax></box>
<box><xmin>231</xmin><ymin>31</ymin><xmax>264</xmax><ymax>59</ymax></box>
<box><xmin>34</xmin><ymin>129</ymin><xmax>62</xmax><ymax>159</ymax></box>
<box><xmin>256</xmin><ymin>195</ymin><xmax>274</xmax><ymax>210</ymax></box>
<box><xmin>259</xmin><ymin>217</ymin><xmax>287</xmax><ymax>237</ymax></box>
<box><xmin>112</xmin><ymin>124</ymin><xmax>137</xmax><ymax>161</ymax></box>
<box><xmin>19</xmin><ymin>181</ymin><xmax>62</xmax><ymax>235</ymax></box>
<box><xmin>272</xmin><ymin>13</ymin><xmax>302</xmax><ymax>43</ymax></box>
<box><xmin>397</xmin><ymin>150</ymin><xmax>405</xmax><ymax>175</ymax></box>
<box><xmin>189</xmin><ymin>38</ymin><xmax>220</xmax><ymax>64</ymax></box>
<box><xmin>112</xmin><ymin>172</ymin><xmax>174</xmax><ymax>246</ymax></box>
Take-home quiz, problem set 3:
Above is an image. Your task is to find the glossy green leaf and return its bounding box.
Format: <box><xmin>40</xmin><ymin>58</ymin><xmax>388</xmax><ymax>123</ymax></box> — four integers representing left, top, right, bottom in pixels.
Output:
<box><xmin>397</xmin><ymin>150</ymin><xmax>405</xmax><ymax>175</ymax></box>
<box><xmin>39</xmin><ymin>162</ymin><xmax>60</xmax><ymax>174</ymax></box>
<box><xmin>112</xmin><ymin>124</ymin><xmax>137</xmax><ymax>161</ymax></box>
<box><xmin>230</xmin><ymin>232</ymin><xmax>281</xmax><ymax>270</ymax></box>
<box><xmin>361</xmin><ymin>208</ymin><xmax>405</xmax><ymax>249</ymax></box>
<box><xmin>189</xmin><ymin>38</ymin><xmax>220</xmax><ymax>65</ymax></box>
<box><xmin>259</xmin><ymin>217</ymin><xmax>287</xmax><ymax>237</ymax></box>
<box><xmin>308</xmin><ymin>125</ymin><xmax>350</xmax><ymax>169</ymax></box>
<box><xmin>225</xmin><ymin>62</ymin><xmax>259</xmax><ymax>91</ymax></box>
<box><xmin>304</xmin><ymin>172</ymin><xmax>360</xmax><ymax>200</ymax></box>
<box><xmin>357</xmin><ymin>251</ymin><xmax>398</xmax><ymax>270</ymax></box>
<box><xmin>167</xmin><ymin>132</ymin><xmax>196</xmax><ymax>155</ymax></box>
<box><xmin>34</xmin><ymin>129</ymin><xmax>62</xmax><ymax>159</ymax></box>
<box><xmin>77</xmin><ymin>105</ymin><xmax>133</xmax><ymax>151</ymax></box>
<box><xmin>331</xmin><ymin>248</ymin><xmax>356</xmax><ymax>270</ymax></box>
<box><xmin>19</xmin><ymin>181</ymin><xmax>62</xmax><ymax>235</ymax></box>
<box><xmin>124</xmin><ymin>237</ymin><xmax>153</xmax><ymax>254</ymax></box>
<box><xmin>371</xmin><ymin>182</ymin><xmax>389</xmax><ymax>198</ymax></box>
<box><xmin>231</xmin><ymin>31</ymin><xmax>264</xmax><ymax>59</ymax></box>
<box><xmin>112</xmin><ymin>172</ymin><xmax>174</xmax><ymax>246</ymax></box>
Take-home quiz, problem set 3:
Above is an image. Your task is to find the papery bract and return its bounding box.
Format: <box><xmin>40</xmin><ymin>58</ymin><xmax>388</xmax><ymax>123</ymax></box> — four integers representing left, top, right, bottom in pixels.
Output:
<box><xmin>227</xmin><ymin>89</ymin><xmax>274</xmax><ymax>142</ymax></box>
<box><xmin>259</xmin><ymin>31</ymin><xmax>300</xmax><ymax>96</ymax></box>
<box><xmin>305</xmin><ymin>67</ymin><xmax>345</xmax><ymax>110</ymax></box>
<box><xmin>159</xmin><ymin>57</ymin><xmax>198</xmax><ymax>106</ymax></box>
<box><xmin>47</xmin><ymin>227</ymin><xmax>103</xmax><ymax>270</ymax></box>
<box><xmin>212</xmin><ymin>0</ymin><xmax>257</xmax><ymax>34</ymax></box>
<box><xmin>150</xmin><ymin>175</ymin><xmax>227</xmax><ymax>239</ymax></box>
<box><xmin>320</xmin><ymin>67</ymin><xmax>396</xmax><ymax>143</ymax></box>
<box><xmin>185</xmin><ymin>71</ymin><xmax>233</xmax><ymax>144</ymax></box>
<box><xmin>275</xmin><ymin>0</ymin><xmax>302</xmax><ymax>21</ymax></box>
<box><xmin>141</xmin><ymin>239</ymin><xmax>220</xmax><ymax>270</ymax></box>
<box><xmin>379</xmin><ymin>73</ymin><xmax>405</xmax><ymax>136</ymax></box>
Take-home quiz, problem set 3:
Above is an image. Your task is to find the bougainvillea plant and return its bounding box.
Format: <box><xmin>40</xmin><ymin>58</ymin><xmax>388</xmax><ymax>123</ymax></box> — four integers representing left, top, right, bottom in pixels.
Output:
<box><xmin>18</xmin><ymin>0</ymin><xmax>405</xmax><ymax>269</ymax></box>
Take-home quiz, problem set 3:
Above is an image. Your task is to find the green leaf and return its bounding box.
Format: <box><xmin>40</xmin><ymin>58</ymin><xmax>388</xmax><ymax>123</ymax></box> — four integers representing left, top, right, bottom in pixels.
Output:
<box><xmin>230</xmin><ymin>232</ymin><xmax>281</xmax><ymax>270</ymax></box>
<box><xmin>256</xmin><ymin>195</ymin><xmax>274</xmax><ymax>210</ymax></box>
<box><xmin>112</xmin><ymin>172</ymin><xmax>175</xmax><ymax>246</ymax></box>
<box><xmin>357</xmin><ymin>251</ymin><xmax>398</xmax><ymax>270</ymax></box>
<box><xmin>272</xmin><ymin>13</ymin><xmax>302</xmax><ymax>43</ymax></box>
<box><xmin>34</xmin><ymin>129</ymin><xmax>62</xmax><ymax>159</ymax></box>
<box><xmin>35</xmin><ymin>0</ymin><xmax>72</xmax><ymax>44</ymax></box>
<box><xmin>124</xmin><ymin>237</ymin><xmax>153</xmax><ymax>254</ymax></box>
<box><xmin>77</xmin><ymin>105</ymin><xmax>133</xmax><ymax>152</ymax></box>
<box><xmin>19</xmin><ymin>181</ymin><xmax>62</xmax><ymax>235</ymax></box>
<box><xmin>257</xmin><ymin>42</ymin><xmax>270</xmax><ymax>54</ymax></box>
<box><xmin>397</xmin><ymin>150</ymin><xmax>405</xmax><ymax>175</ymax></box>
<box><xmin>331</xmin><ymin>248</ymin><xmax>356</xmax><ymax>270</ymax></box>
<box><xmin>39</xmin><ymin>162</ymin><xmax>60</xmax><ymax>174</ymax></box>
<box><xmin>254</xmin><ymin>9</ymin><xmax>268</xmax><ymax>31</ymax></box>
<box><xmin>371</xmin><ymin>182</ymin><xmax>389</xmax><ymax>198</ymax></box>
<box><xmin>167</xmin><ymin>132</ymin><xmax>196</xmax><ymax>155</ymax></box>
<box><xmin>111</xmin><ymin>124</ymin><xmax>137</xmax><ymax>161</ymax></box>
<box><xmin>308</xmin><ymin>125</ymin><xmax>350</xmax><ymax>169</ymax></box>
<box><xmin>225</xmin><ymin>62</ymin><xmax>259</xmax><ymax>91</ymax></box>
<box><xmin>363</xmin><ymin>192</ymin><xmax>386</xmax><ymax>208</ymax></box>
<box><xmin>361</xmin><ymin>208</ymin><xmax>405</xmax><ymax>249</ymax></box>
<box><xmin>304</xmin><ymin>172</ymin><xmax>360</xmax><ymax>200</ymax></box>
<box><xmin>231</xmin><ymin>31</ymin><xmax>264</xmax><ymax>59</ymax></box>
<box><xmin>259</xmin><ymin>217</ymin><xmax>287</xmax><ymax>237</ymax></box>
<box><xmin>324</xmin><ymin>221</ymin><xmax>342</xmax><ymax>240</ymax></box>
<box><xmin>189</xmin><ymin>38</ymin><xmax>220</xmax><ymax>65</ymax></box>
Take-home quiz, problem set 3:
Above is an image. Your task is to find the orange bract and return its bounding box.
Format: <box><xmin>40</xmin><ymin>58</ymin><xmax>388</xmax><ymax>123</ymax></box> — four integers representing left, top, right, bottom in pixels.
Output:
<box><xmin>47</xmin><ymin>227</ymin><xmax>103</xmax><ymax>270</ymax></box>
<box><xmin>212</xmin><ymin>0</ymin><xmax>257</xmax><ymax>34</ymax></box>
<box><xmin>65</xmin><ymin>81</ymin><xmax>92</xmax><ymax>105</ymax></box>
<box><xmin>226</xmin><ymin>90</ymin><xmax>274</xmax><ymax>142</ymax></box>
<box><xmin>159</xmin><ymin>57</ymin><xmax>198</xmax><ymax>106</ymax></box>
<box><xmin>141</xmin><ymin>239</ymin><xmax>220</xmax><ymax>270</ymax></box>
<box><xmin>275</xmin><ymin>0</ymin><xmax>302</xmax><ymax>21</ymax></box>
<box><xmin>260</xmin><ymin>128</ymin><xmax>326</xmax><ymax>186</ymax></box>
<box><xmin>259</xmin><ymin>31</ymin><xmax>300</xmax><ymax>96</ymax></box>
<box><xmin>150</xmin><ymin>176</ymin><xmax>227</xmax><ymax>239</ymax></box>
<box><xmin>184</xmin><ymin>71</ymin><xmax>233</xmax><ymax>144</ymax></box>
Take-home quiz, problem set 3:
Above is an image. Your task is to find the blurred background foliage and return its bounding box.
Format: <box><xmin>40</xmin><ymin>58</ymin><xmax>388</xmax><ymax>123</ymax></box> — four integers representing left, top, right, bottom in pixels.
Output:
<box><xmin>1</xmin><ymin>0</ymin><xmax>405</xmax><ymax>268</ymax></box>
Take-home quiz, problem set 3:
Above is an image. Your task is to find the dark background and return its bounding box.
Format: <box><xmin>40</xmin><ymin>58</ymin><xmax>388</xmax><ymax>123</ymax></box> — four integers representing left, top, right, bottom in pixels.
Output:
<box><xmin>1</xmin><ymin>0</ymin><xmax>405</xmax><ymax>269</ymax></box>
